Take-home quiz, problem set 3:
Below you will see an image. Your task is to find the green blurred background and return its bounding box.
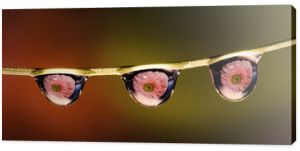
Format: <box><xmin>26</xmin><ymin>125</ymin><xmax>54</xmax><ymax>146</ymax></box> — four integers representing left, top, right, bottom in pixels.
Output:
<box><xmin>2</xmin><ymin>5</ymin><xmax>295</xmax><ymax>144</ymax></box>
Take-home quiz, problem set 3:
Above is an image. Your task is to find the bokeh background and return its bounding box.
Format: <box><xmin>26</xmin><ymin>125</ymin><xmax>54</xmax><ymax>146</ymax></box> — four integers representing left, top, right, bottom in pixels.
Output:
<box><xmin>2</xmin><ymin>5</ymin><xmax>295</xmax><ymax>144</ymax></box>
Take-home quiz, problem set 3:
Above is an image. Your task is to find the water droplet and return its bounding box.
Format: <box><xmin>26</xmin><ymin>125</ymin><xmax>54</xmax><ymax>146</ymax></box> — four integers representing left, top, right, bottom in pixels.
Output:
<box><xmin>122</xmin><ymin>69</ymin><xmax>179</xmax><ymax>107</ymax></box>
<box><xmin>209</xmin><ymin>55</ymin><xmax>261</xmax><ymax>101</ymax></box>
<box><xmin>35</xmin><ymin>74</ymin><xmax>86</xmax><ymax>106</ymax></box>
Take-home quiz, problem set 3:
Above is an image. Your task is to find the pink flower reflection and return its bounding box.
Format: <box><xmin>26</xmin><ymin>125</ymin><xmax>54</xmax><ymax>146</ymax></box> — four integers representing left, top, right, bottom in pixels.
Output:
<box><xmin>220</xmin><ymin>60</ymin><xmax>253</xmax><ymax>92</ymax></box>
<box><xmin>133</xmin><ymin>71</ymin><xmax>169</xmax><ymax>100</ymax></box>
<box><xmin>43</xmin><ymin>74</ymin><xmax>75</xmax><ymax>98</ymax></box>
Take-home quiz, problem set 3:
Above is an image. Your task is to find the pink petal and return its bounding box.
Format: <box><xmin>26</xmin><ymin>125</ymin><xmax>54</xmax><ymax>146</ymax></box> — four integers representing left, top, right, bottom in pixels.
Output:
<box><xmin>133</xmin><ymin>71</ymin><xmax>169</xmax><ymax>100</ymax></box>
<box><xmin>43</xmin><ymin>74</ymin><xmax>76</xmax><ymax>98</ymax></box>
<box><xmin>220</xmin><ymin>60</ymin><xmax>253</xmax><ymax>92</ymax></box>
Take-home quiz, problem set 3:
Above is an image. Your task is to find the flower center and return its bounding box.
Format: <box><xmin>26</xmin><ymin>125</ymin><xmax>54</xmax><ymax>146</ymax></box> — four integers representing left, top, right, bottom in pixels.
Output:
<box><xmin>51</xmin><ymin>84</ymin><xmax>62</xmax><ymax>92</ymax></box>
<box><xmin>143</xmin><ymin>83</ymin><xmax>155</xmax><ymax>92</ymax></box>
<box><xmin>231</xmin><ymin>74</ymin><xmax>241</xmax><ymax>84</ymax></box>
